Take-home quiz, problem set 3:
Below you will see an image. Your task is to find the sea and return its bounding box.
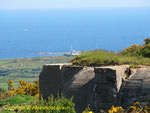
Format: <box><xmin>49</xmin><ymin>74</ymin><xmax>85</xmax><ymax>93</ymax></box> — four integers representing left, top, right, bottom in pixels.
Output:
<box><xmin>0</xmin><ymin>7</ymin><xmax>150</xmax><ymax>59</ymax></box>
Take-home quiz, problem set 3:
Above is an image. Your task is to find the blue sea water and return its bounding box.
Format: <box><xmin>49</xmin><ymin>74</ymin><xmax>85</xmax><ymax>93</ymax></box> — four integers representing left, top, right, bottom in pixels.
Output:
<box><xmin>0</xmin><ymin>7</ymin><xmax>150</xmax><ymax>59</ymax></box>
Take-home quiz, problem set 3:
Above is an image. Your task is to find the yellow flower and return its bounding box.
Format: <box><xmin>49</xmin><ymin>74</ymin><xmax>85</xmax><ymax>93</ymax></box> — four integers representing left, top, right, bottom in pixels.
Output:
<box><xmin>88</xmin><ymin>111</ymin><xmax>93</xmax><ymax>113</ymax></box>
<box><xmin>8</xmin><ymin>80</ymin><xmax>13</xmax><ymax>87</ymax></box>
<box><xmin>127</xmin><ymin>106</ymin><xmax>136</xmax><ymax>112</ymax></box>
<box><xmin>134</xmin><ymin>102</ymin><xmax>140</xmax><ymax>106</ymax></box>
<box><xmin>7</xmin><ymin>79</ymin><xmax>39</xmax><ymax>96</ymax></box>
<box><xmin>131</xmin><ymin>45</ymin><xmax>134</xmax><ymax>47</ymax></box>
<box><xmin>112</xmin><ymin>108</ymin><xmax>117</xmax><ymax>112</ymax></box>
<box><xmin>108</xmin><ymin>110</ymin><xmax>113</xmax><ymax>113</ymax></box>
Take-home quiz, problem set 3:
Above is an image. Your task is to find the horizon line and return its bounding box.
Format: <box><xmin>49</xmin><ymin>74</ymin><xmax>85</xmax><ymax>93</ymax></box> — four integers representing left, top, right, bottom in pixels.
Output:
<box><xmin>0</xmin><ymin>6</ymin><xmax>150</xmax><ymax>11</ymax></box>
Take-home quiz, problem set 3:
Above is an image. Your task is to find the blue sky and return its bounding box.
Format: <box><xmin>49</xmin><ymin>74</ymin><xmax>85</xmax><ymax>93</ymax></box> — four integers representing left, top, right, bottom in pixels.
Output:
<box><xmin>0</xmin><ymin>0</ymin><xmax>150</xmax><ymax>9</ymax></box>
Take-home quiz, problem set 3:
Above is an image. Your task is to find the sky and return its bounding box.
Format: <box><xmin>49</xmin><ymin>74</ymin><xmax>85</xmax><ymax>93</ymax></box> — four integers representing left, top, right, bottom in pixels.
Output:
<box><xmin>0</xmin><ymin>0</ymin><xmax>150</xmax><ymax>10</ymax></box>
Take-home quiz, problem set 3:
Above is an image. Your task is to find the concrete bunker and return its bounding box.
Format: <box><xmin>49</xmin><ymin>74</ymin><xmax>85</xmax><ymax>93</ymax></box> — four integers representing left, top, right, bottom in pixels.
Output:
<box><xmin>39</xmin><ymin>64</ymin><xmax>128</xmax><ymax>112</ymax></box>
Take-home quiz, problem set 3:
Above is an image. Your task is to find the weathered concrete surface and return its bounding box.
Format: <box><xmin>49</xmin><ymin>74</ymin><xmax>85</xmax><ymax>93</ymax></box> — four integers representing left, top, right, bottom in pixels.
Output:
<box><xmin>120</xmin><ymin>69</ymin><xmax>150</xmax><ymax>108</ymax></box>
<box><xmin>63</xmin><ymin>67</ymin><xmax>95</xmax><ymax>113</ymax></box>
<box><xmin>61</xmin><ymin>65</ymin><xmax>84</xmax><ymax>92</ymax></box>
<box><xmin>93</xmin><ymin>66</ymin><xmax>127</xmax><ymax>111</ymax></box>
<box><xmin>39</xmin><ymin>64</ymin><xmax>95</xmax><ymax>113</ymax></box>
<box><xmin>39</xmin><ymin>64</ymin><xmax>63</xmax><ymax>99</ymax></box>
<box><xmin>39</xmin><ymin>64</ymin><xmax>83</xmax><ymax>99</ymax></box>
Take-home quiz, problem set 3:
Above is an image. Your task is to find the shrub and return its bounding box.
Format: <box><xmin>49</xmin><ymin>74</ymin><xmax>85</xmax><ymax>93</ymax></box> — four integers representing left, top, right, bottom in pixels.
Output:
<box><xmin>141</xmin><ymin>44</ymin><xmax>150</xmax><ymax>57</ymax></box>
<box><xmin>121</xmin><ymin>38</ymin><xmax>150</xmax><ymax>58</ymax></box>
<box><xmin>121</xmin><ymin>44</ymin><xmax>143</xmax><ymax>57</ymax></box>
<box><xmin>6</xmin><ymin>80</ymin><xmax>39</xmax><ymax>97</ymax></box>
<box><xmin>107</xmin><ymin>101</ymin><xmax>150</xmax><ymax>113</ymax></box>
<box><xmin>8</xmin><ymin>80</ymin><xmax>13</xmax><ymax>90</ymax></box>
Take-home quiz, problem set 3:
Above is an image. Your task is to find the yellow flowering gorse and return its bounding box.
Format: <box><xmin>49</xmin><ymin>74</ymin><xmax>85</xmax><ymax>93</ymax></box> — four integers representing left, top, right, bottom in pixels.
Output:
<box><xmin>7</xmin><ymin>80</ymin><xmax>39</xmax><ymax>97</ymax></box>
<box><xmin>108</xmin><ymin>105</ymin><xmax>124</xmax><ymax>113</ymax></box>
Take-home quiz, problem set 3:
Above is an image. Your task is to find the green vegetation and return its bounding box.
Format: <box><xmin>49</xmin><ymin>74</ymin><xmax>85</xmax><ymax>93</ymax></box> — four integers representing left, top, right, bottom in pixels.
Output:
<box><xmin>6</xmin><ymin>80</ymin><xmax>39</xmax><ymax>97</ymax></box>
<box><xmin>1</xmin><ymin>95</ymin><xmax>76</xmax><ymax>113</ymax></box>
<box><xmin>0</xmin><ymin>94</ymin><xmax>36</xmax><ymax>107</ymax></box>
<box><xmin>121</xmin><ymin>38</ymin><xmax>150</xmax><ymax>57</ymax></box>
<box><xmin>129</xmin><ymin>64</ymin><xmax>141</xmax><ymax>69</ymax></box>
<box><xmin>71</xmin><ymin>38</ymin><xmax>150</xmax><ymax>66</ymax></box>
<box><xmin>0</xmin><ymin>79</ymin><xmax>76</xmax><ymax>113</ymax></box>
<box><xmin>0</xmin><ymin>56</ymin><xmax>73</xmax><ymax>90</ymax></box>
<box><xmin>0</xmin><ymin>111</ymin><xmax>16</xmax><ymax>113</ymax></box>
<box><xmin>20</xmin><ymin>96</ymin><xmax>76</xmax><ymax>113</ymax></box>
<box><xmin>71</xmin><ymin>50</ymin><xmax>150</xmax><ymax>66</ymax></box>
<box><xmin>0</xmin><ymin>88</ymin><xmax>9</xmax><ymax>101</ymax></box>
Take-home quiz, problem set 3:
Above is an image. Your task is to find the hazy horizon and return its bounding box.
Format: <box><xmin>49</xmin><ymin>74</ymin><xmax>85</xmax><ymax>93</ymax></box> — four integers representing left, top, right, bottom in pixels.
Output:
<box><xmin>0</xmin><ymin>0</ymin><xmax>150</xmax><ymax>10</ymax></box>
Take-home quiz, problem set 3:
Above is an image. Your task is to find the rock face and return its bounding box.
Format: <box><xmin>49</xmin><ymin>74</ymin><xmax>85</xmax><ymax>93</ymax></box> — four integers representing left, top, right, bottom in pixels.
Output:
<box><xmin>39</xmin><ymin>64</ymin><xmax>127</xmax><ymax>113</ymax></box>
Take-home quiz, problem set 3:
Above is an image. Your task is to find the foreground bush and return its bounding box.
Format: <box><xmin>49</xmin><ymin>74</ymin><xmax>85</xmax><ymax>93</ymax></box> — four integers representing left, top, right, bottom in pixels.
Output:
<box><xmin>7</xmin><ymin>80</ymin><xmax>39</xmax><ymax>97</ymax></box>
<box><xmin>108</xmin><ymin>101</ymin><xmax>150</xmax><ymax>113</ymax></box>
<box><xmin>83</xmin><ymin>102</ymin><xmax>150</xmax><ymax>113</ymax></box>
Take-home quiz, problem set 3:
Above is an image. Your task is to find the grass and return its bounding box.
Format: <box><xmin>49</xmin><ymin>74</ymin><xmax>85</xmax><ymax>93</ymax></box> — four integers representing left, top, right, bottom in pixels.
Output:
<box><xmin>0</xmin><ymin>94</ymin><xmax>36</xmax><ymax>107</ymax></box>
<box><xmin>0</xmin><ymin>111</ymin><xmax>16</xmax><ymax>113</ymax></box>
<box><xmin>0</xmin><ymin>83</ymin><xmax>8</xmax><ymax>91</ymax></box>
<box><xmin>71</xmin><ymin>50</ymin><xmax>150</xmax><ymax>66</ymax></box>
<box><xmin>0</xmin><ymin>95</ymin><xmax>76</xmax><ymax>113</ymax></box>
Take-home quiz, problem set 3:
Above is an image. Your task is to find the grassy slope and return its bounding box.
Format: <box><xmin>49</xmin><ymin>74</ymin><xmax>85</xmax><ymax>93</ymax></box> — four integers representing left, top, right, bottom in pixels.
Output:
<box><xmin>0</xmin><ymin>56</ymin><xmax>73</xmax><ymax>90</ymax></box>
<box><xmin>71</xmin><ymin>50</ymin><xmax>150</xmax><ymax>66</ymax></box>
<box><xmin>0</xmin><ymin>94</ymin><xmax>36</xmax><ymax>107</ymax></box>
<box><xmin>0</xmin><ymin>94</ymin><xmax>36</xmax><ymax>113</ymax></box>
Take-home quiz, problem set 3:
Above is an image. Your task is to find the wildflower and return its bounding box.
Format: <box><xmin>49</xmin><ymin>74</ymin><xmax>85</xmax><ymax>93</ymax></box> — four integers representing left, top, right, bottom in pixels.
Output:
<box><xmin>7</xmin><ymin>80</ymin><xmax>39</xmax><ymax>97</ymax></box>
<box><xmin>88</xmin><ymin>111</ymin><xmax>93</xmax><ymax>113</ymax></box>
<box><xmin>134</xmin><ymin>102</ymin><xmax>140</xmax><ymax>106</ymax></box>
<box><xmin>127</xmin><ymin>106</ymin><xmax>137</xmax><ymax>113</ymax></box>
<box><xmin>108</xmin><ymin>110</ymin><xmax>113</xmax><ymax>113</ymax></box>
